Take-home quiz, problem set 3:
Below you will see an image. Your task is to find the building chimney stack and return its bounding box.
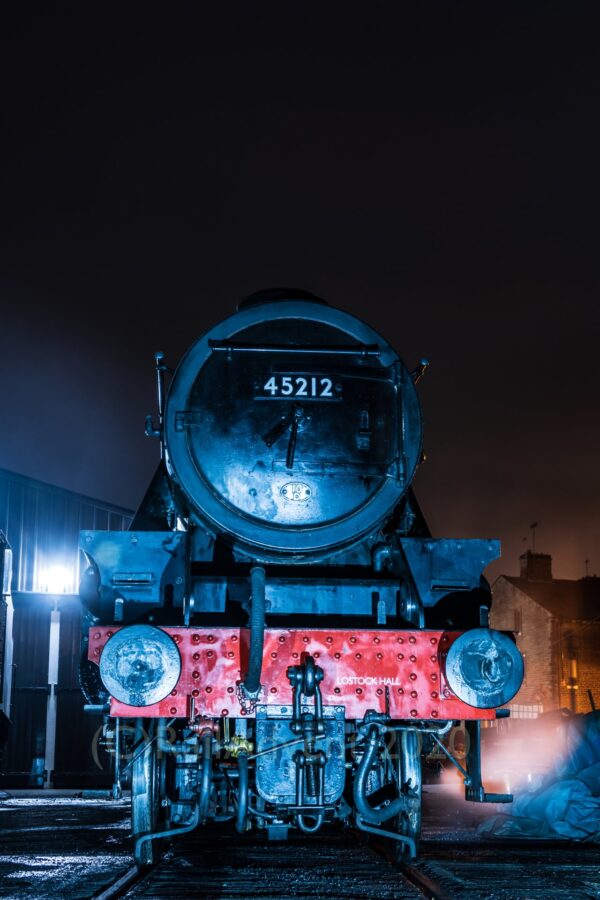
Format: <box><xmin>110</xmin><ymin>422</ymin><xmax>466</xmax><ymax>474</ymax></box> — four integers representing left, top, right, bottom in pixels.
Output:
<box><xmin>520</xmin><ymin>550</ymin><xmax>553</xmax><ymax>581</ymax></box>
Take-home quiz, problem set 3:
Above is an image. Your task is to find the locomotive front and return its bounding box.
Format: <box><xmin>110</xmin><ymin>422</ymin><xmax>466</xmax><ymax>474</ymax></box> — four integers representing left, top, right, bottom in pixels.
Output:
<box><xmin>79</xmin><ymin>291</ymin><xmax>523</xmax><ymax>864</ymax></box>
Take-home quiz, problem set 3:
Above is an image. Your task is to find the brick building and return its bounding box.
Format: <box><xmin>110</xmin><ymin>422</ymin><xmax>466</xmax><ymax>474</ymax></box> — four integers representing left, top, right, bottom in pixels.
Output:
<box><xmin>491</xmin><ymin>551</ymin><xmax>600</xmax><ymax>716</ymax></box>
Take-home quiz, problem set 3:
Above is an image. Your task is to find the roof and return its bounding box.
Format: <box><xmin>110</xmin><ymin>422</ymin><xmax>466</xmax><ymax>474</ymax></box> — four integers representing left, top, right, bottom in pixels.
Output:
<box><xmin>499</xmin><ymin>576</ymin><xmax>600</xmax><ymax>621</ymax></box>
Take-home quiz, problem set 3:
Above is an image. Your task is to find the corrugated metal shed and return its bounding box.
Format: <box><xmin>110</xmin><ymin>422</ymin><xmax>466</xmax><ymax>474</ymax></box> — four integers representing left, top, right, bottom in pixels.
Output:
<box><xmin>0</xmin><ymin>467</ymin><xmax>131</xmax><ymax>593</ymax></box>
<box><xmin>0</xmin><ymin>468</ymin><xmax>133</xmax><ymax>787</ymax></box>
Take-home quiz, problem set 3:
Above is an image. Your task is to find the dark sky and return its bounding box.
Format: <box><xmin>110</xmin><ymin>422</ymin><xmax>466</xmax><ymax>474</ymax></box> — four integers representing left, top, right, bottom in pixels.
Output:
<box><xmin>1</xmin><ymin>3</ymin><xmax>599</xmax><ymax>581</ymax></box>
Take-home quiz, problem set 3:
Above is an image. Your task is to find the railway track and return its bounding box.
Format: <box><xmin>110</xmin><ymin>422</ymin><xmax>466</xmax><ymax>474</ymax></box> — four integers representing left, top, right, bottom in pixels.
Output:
<box><xmin>93</xmin><ymin>828</ymin><xmax>600</xmax><ymax>900</ymax></box>
<box><xmin>95</xmin><ymin>827</ymin><xmax>443</xmax><ymax>900</ymax></box>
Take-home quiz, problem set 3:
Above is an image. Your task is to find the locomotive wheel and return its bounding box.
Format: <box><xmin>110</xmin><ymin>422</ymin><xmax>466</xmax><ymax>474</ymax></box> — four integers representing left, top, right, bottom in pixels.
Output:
<box><xmin>132</xmin><ymin>719</ymin><xmax>161</xmax><ymax>866</ymax></box>
<box><xmin>393</xmin><ymin>729</ymin><xmax>422</xmax><ymax>861</ymax></box>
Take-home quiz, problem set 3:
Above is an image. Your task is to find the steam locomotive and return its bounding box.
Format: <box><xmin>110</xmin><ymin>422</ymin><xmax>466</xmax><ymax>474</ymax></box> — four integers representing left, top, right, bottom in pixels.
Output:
<box><xmin>79</xmin><ymin>290</ymin><xmax>523</xmax><ymax>865</ymax></box>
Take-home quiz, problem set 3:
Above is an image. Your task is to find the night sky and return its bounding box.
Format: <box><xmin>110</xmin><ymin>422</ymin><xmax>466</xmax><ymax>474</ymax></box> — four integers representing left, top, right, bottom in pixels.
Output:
<box><xmin>1</xmin><ymin>4</ymin><xmax>598</xmax><ymax>581</ymax></box>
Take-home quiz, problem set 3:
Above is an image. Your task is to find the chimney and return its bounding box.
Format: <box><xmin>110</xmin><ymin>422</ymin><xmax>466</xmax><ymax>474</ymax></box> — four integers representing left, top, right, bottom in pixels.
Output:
<box><xmin>520</xmin><ymin>550</ymin><xmax>553</xmax><ymax>581</ymax></box>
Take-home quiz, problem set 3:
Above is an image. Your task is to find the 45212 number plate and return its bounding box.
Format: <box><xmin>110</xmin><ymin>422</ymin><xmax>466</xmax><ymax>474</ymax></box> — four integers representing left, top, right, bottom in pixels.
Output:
<box><xmin>256</xmin><ymin>373</ymin><xmax>342</xmax><ymax>400</ymax></box>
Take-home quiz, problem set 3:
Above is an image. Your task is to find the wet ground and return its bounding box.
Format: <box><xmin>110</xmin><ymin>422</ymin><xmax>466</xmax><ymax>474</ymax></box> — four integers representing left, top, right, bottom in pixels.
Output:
<box><xmin>0</xmin><ymin>788</ymin><xmax>599</xmax><ymax>899</ymax></box>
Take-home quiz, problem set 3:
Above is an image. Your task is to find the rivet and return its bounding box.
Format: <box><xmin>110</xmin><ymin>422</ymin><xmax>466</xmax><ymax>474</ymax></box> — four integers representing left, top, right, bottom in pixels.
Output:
<box><xmin>410</xmin><ymin>673</ymin><xmax>417</xmax><ymax>681</ymax></box>
<box><xmin>106</xmin><ymin>631</ymin><xmax>113</xmax><ymax>638</ymax></box>
<box><xmin>376</xmin><ymin>688</ymin><xmax>383</xmax><ymax>696</ymax></box>
<box><xmin>397</xmin><ymin>687</ymin><xmax>404</xmax><ymax>694</ymax></box>
<box><xmin>356</xmin><ymin>687</ymin><xmax>363</xmax><ymax>694</ymax></box>
<box><xmin>270</xmin><ymin>687</ymin><xmax>278</xmax><ymax>694</ymax></box>
<box><xmin>355</xmin><ymin>652</ymin><xmax>362</xmax><ymax>659</ymax></box>
<box><xmin>192</xmin><ymin>671</ymin><xmax>200</xmax><ymax>679</ymax></box>
<box><xmin>221</xmin><ymin>709</ymin><xmax>229</xmax><ymax>716</ymax></box>
<box><xmin>326</xmin><ymin>636</ymin><xmax>333</xmax><ymax>644</ymax></box>
<box><xmin>171</xmin><ymin>689</ymin><xmax>177</xmax><ymax>696</ymax></box>
<box><xmin>373</xmin><ymin>637</ymin><xmax>380</xmax><ymax>644</ymax></box>
<box><xmin>227</xmin><ymin>651</ymin><xmax>234</xmax><ymax>658</ymax></box>
<box><xmin>431</xmin><ymin>710</ymin><xmax>439</xmax><ymax>718</ymax></box>
<box><xmin>397</xmin><ymin>637</ymin><xmax>404</xmax><ymax>644</ymax></box>
<box><xmin>430</xmin><ymin>655</ymin><xmax>437</xmax><ymax>663</ymax></box>
<box><xmin>411</xmin><ymin>690</ymin><xmax>418</xmax><ymax>698</ymax></box>
<box><xmin>207</xmin><ymin>635</ymin><xmax>215</xmax><ymax>643</ymax></box>
<box><xmin>206</xmin><ymin>686</ymin><xmax>212</xmax><ymax>693</ymax></box>
<box><xmin>431</xmin><ymin>691</ymin><xmax>438</xmax><ymax>699</ymax></box>
<box><xmin>409</xmin><ymin>636</ymin><xmax>416</xmax><ymax>644</ymax></box>
<box><xmin>207</xmin><ymin>650</ymin><xmax>214</xmax><ymax>658</ymax></box>
<box><xmin>192</xmin><ymin>689</ymin><xmax>199</xmax><ymax>697</ymax></box>
<box><xmin>410</xmin><ymin>709</ymin><xmax>417</xmax><ymax>717</ymax></box>
<box><xmin>271</xmin><ymin>652</ymin><xmax>278</xmax><ymax>659</ymax></box>
<box><xmin>334</xmin><ymin>687</ymin><xmax>341</xmax><ymax>694</ymax></box>
<box><xmin>231</xmin><ymin>635</ymin><xmax>238</xmax><ymax>643</ymax></box>
<box><xmin>431</xmin><ymin>673</ymin><xmax>438</xmax><ymax>681</ymax></box>
<box><xmin>193</xmin><ymin>652</ymin><xmax>200</xmax><ymax>661</ymax></box>
<box><xmin>170</xmin><ymin>707</ymin><xmax>177</xmax><ymax>715</ymax></box>
<box><xmin>350</xmin><ymin>637</ymin><xmax>357</xmax><ymax>644</ymax></box>
<box><xmin>227</xmin><ymin>687</ymin><xmax>234</xmax><ymax>694</ymax></box>
<box><xmin>93</xmin><ymin>648</ymin><xmax>100</xmax><ymax>656</ymax></box>
<box><xmin>376</xmin><ymin>653</ymin><xmax>383</xmax><ymax>660</ymax></box>
<box><xmin>303</xmin><ymin>636</ymin><xmax>310</xmax><ymax>643</ymax></box>
<box><xmin>172</xmin><ymin>634</ymin><xmax>181</xmax><ymax>643</ymax></box>
<box><xmin>430</xmin><ymin>637</ymin><xmax>437</xmax><ymax>645</ymax></box>
<box><xmin>410</xmin><ymin>655</ymin><xmax>416</xmax><ymax>663</ymax></box>
<box><xmin>192</xmin><ymin>634</ymin><xmax>201</xmax><ymax>644</ymax></box>
<box><xmin>397</xmin><ymin>653</ymin><xmax>404</xmax><ymax>660</ymax></box>
<box><xmin>334</xmin><ymin>652</ymin><xmax>341</xmax><ymax>660</ymax></box>
<box><xmin>292</xmin><ymin>652</ymin><xmax>299</xmax><ymax>659</ymax></box>
<box><xmin>94</xmin><ymin>632</ymin><xmax>101</xmax><ymax>640</ymax></box>
<box><xmin>278</xmin><ymin>636</ymin><xmax>286</xmax><ymax>643</ymax></box>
